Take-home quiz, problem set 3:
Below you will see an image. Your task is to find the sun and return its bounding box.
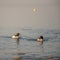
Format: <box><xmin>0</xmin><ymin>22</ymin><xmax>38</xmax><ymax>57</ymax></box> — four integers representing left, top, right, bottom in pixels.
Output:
<box><xmin>33</xmin><ymin>8</ymin><xmax>37</xmax><ymax>13</ymax></box>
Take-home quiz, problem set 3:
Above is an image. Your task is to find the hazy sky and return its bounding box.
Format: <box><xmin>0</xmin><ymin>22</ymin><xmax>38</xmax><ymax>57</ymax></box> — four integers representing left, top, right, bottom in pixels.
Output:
<box><xmin>0</xmin><ymin>0</ymin><xmax>60</xmax><ymax>29</ymax></box>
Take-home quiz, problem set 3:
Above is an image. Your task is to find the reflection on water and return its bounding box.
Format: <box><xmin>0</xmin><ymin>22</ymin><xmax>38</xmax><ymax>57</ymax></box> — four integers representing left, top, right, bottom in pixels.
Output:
<box><xmin>40</xmin><ymin>44</ymin><xmax>44</xmax><ymax>53</ymax></box>
<box><xmin>16</xmin><ymin>38</ymin><xmax>20</xmax><ymax>46</ymax></box>
<box><xmin>37</xmin><ymin>41</ymin><xmax>44</xmax><ymax>53</ymax></box>
<box><xmin>15</xmin><ymin>38</ymin><xmax>20</xmax><ymax>52</ymax></box>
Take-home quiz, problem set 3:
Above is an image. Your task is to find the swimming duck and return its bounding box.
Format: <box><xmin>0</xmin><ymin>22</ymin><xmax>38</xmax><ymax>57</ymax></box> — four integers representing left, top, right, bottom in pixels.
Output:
<box><xmin>37</xmin><ymin>36</ymin><xmax>43</xmax><ymax>44</ymax></box>
<box><xmin>12</xmin><ymin>33</ymin><xmax>20</xmax><ymax>39</ymax></box>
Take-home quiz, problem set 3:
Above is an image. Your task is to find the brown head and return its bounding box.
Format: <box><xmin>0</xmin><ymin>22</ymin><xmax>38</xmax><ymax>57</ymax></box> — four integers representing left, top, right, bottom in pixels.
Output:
<box><xmin>39</xmin><ymin>36</ymin><xmax>43</xmax><ymax>39</ymax></box>
<box><xmin>15</xmin><ymin>33</ymin><xmax>20</xmax><ymax>36</ymax></box>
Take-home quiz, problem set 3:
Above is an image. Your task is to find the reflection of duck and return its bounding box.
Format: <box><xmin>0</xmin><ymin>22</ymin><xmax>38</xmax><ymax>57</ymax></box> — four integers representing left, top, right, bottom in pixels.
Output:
<box><xmin>37</xmin><ymin>36</ymin><xmax>43</xmax><ymax>44</ymax></box>
<box><xmin>12</xmin><ymin>33</ymin><xmax>20</xmax><ymax>39</ymax></box>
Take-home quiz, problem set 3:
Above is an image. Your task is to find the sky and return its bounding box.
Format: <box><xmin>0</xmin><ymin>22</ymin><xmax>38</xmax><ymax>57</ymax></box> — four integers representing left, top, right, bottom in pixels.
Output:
<box><xmin>0</xmin><ymin>0</ymin><xmax>60</xmax><ymax>29</ymax></box>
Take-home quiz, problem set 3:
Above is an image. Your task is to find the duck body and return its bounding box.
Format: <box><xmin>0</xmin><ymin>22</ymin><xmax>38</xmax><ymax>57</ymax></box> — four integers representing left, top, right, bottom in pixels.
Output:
<box><xmin>37</xmin><ymin>38</ymin><xmax>43</xmax><ymax>42</ymax></box>
<box><xmin>12</xmin><ymin>35</ymin><xmax>20</xmax><ymax>39</ymax></box>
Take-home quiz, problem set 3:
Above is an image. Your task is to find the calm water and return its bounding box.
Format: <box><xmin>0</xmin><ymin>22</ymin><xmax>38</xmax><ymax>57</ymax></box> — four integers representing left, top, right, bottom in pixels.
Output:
<box><xmin>0</xmin><ymin>28</ymin><xmax>60</xmax><ymax>60</ymax></box>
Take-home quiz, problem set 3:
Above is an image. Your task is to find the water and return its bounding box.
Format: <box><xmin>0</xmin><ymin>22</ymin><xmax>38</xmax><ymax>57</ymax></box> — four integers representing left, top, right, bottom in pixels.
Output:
<box><xmin>0</xmin><ymin>28</ymin><xmax>60</xmax><ymax>60</ymax></box>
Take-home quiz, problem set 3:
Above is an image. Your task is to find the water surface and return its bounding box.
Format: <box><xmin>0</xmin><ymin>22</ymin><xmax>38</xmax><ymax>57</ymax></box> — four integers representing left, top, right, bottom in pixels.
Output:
<box><xmin>0</xmin><ymin>28</ymin><xmax>60</xmax><ymax>60</ymax></box>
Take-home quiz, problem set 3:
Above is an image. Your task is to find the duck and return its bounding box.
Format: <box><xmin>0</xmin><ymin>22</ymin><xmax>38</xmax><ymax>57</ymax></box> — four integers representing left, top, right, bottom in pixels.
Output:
<box><xmin>12</xmin><ymin>33</ymin><xmax>20</xmax><ymax>39</ymax></box>
<box><xmin>37</xmin><ymin>36</ymin><xmax>43</xmax><ymax>44</ymax></box>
